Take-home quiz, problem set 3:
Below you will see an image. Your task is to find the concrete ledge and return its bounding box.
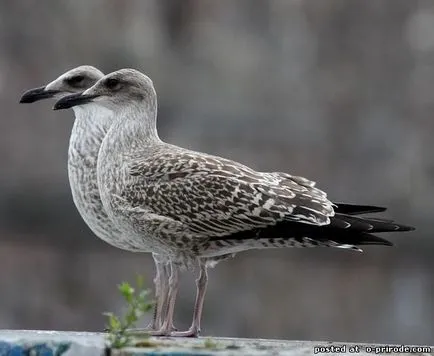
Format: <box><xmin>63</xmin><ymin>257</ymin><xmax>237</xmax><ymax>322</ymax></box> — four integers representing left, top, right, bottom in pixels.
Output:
<box><xmin>0</xmin><ymin>330</ymin><xmax>433</xmax><ymax>356</ymax></box>
<box><xmin>0</xmin><ymin>330</ymin><xmax>104</xmax><ymax>356</ymax></box>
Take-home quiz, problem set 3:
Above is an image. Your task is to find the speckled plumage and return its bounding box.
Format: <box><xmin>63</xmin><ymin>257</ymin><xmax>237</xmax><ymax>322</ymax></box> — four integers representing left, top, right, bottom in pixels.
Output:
<box><xmin>109</xmin><ymin>145</ymin><xmax>335</xmax><ymax>259</ymax></box>
<box><xmin>67</xmin><ymin>104</ymin><xmax>144</xmax><ymax>250</ymax></box>
<box><xmin>54</xmin><ymin>68</ymin><xmax>414</xmax><ymax>337</ymax></box>
<box><xmin>20</xmin><ymin>67</ymin><xmax>171</xmax><ymax>332</ymax></box>
<box><xmin>39</xmin><ymin>66</ymin><xmax>144</xmax><ymax>251</ymax></box>
<box><xmin>92</xmin><ymin>73</ymin><xmax>408</xmax><ymax>264</ymax></box>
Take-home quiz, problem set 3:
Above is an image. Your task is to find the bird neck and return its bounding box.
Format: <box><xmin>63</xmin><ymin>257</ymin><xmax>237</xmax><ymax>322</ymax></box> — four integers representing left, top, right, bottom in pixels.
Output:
<box><xmin>69</xmin><ymin>105</ymin><xmax>113</xmax><ymax>156</ymax></box>
<box><xmin>109</xmin><ymin>103</ymin><xmax>161</xmax><ymax>149</ymax></box>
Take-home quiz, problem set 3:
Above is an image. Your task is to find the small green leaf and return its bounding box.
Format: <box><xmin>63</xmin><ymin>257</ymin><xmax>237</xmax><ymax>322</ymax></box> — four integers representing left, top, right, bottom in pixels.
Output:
<box><xmin>118</xmin><ymin>282</ymin><xmax>134</xmax><ymax>302</ymax></box>
<box><xmin>139</xmin><ymin>301</ymin><xmax>154</xmax><ymax>313</ymax></box>
<box><xmin>109</xmin><ymin>315</ymin><xmax>121</xmax><ymax>331</ymax></box>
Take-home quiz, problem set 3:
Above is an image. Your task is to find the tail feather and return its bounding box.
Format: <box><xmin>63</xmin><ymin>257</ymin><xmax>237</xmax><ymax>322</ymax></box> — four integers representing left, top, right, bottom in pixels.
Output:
<box><xmin>215</xmin><ymin>207</ymin><xmax>414</xmax><ymax>251</ymax></box>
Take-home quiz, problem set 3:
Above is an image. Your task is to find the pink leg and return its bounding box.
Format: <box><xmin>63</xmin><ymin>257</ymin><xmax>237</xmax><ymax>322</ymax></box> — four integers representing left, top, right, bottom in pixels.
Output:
<box><xmin>170</xmin><ymin>263</ymin><xmax>208</xmax><ymax>337</ymax></box>
<box><xmin>127</xmin><ymin>255</ymin><xmax>172</xmax><ymax>333</ymax></box>
<box><xmin>147</xmin><ymin>257</ymin><xmax>166</xmax><ymax>329</ymax></box>
<box><xmin>149</xmin><ymin>262</ymin><xmax>180</xmax><ymax>336</ymax></box>
<box><xmin>157</xmin><ymin>263</ymin><xmax>177</xmax><ymax>331</ymax></box>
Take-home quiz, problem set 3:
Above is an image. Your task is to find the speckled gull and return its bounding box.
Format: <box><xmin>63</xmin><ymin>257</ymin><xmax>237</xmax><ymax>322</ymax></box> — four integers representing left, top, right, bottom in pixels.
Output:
<box><xmin>53</xmin><ymin>68</ymin><xmax>415</xmax><ymax>337</ymax></box>
<box><xmin>19</xmin><ymin>66</ymin><xmax>172</xmax><ymax>332</ymax></box>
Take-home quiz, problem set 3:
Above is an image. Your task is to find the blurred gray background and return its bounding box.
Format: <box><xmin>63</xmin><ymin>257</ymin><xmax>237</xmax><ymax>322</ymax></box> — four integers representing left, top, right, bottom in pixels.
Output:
<box><xmin>0</xmin><ymin>0</ymin><xmax>431</xmax><ymax>346</ymax></box>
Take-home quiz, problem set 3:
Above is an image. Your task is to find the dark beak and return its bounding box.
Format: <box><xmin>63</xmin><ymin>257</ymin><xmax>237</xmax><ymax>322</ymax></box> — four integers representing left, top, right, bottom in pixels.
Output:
<box><xmin>19</xmin><ymin>86</ymin><xmax>60</xmax><ymax>103</ymax></box>
<box><xmin>53</xmin><ymin>93</ymin><xmax>99</xmax><ymax>110</ymax></box>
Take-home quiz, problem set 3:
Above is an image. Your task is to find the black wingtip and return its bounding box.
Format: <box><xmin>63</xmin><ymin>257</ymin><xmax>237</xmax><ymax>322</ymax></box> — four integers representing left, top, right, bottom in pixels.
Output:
<box><xmin>346</xmin><ymin>232</ymin><xmax>394</xmax><ymax>247</ymax></box>
<box><xmin>364</xmin><ymin>238</ymin><xmax>394</xmax><ymax>247</ymax></box>
<box><xmin>396</xmin><ymin>225</ymin><xmax>416</xmax><ymax>232</ymax></box>
<box><xmin>334</xmin><ymin>203</ymin><xmax>387</xmax><ymax>215</ymax></box>
<box><xmin>333</xmin><ymin>213</ymin><xmax>416</xmax><ymax>233</ymax></box>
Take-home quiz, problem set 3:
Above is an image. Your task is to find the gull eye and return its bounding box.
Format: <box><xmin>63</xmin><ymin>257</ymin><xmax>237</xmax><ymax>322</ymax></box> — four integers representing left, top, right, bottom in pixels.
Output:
<box><xmin>105</xmin><ymin>78</ymin><xmax>121</xmax><ymax>90</ymax></box>
<box><xmin>66</xmin><ymin>75</ymin><xmax>84</xmax><ymax>86</ymax></box>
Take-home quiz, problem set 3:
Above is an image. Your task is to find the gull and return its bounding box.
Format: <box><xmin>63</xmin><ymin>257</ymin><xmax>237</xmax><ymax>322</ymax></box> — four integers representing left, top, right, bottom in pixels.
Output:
<box><xmin>53</xmin><ymin>69</ymin><xmax>414</xmax><ymax>337</ymax></box>
<box><xmin>19</xmin><ymin>66</ymin><xmax>172</xmax><ymax>331</ymax></box>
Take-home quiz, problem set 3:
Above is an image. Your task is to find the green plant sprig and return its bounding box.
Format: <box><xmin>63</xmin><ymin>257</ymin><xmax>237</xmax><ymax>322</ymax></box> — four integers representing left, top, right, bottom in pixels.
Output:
<box><xmin>104</xmin><ymin>275</ymin><xmax>154</xmax><ymax>349</ymax></box>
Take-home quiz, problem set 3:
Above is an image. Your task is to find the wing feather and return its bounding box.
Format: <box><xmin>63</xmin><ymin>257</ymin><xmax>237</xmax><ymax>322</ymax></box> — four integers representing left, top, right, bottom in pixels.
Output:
<box><xmin>123</xmin><ymin>149</ymin><xmax>334</xmax><ymax>238</ymax></box>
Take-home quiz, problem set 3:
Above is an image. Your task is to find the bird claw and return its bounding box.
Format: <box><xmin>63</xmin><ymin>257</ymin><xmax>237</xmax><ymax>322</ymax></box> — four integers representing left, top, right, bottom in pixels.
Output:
<box><xmin>146</xmin><ymin>324</ymin><xmax>178</xmax><ymax>337</ymax></box>
<box><xmin>169</xmin><ymin>327</ymin><xmax>200</xmax><ymax>338</ymax></box>
<box><xmin>125</xmin><ymin>326</ymin><xmax>155</xmax><ymax>336</ymax></box>
<box><xmin>148</xmin><ymin>329</ymin><xmax>171</xmax><ymax>337</ymax></box>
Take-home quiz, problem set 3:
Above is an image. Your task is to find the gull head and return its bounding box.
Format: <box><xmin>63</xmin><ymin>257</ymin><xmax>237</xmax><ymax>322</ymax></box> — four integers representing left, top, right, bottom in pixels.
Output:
<box><xmin>53</xmin><ymin>69</ymin><xmax>156</xmax><ymax>112</ymax></box>
<box><xmin>20</xmin><ymin>65</ymin><xmax>104</xmax><ymax>104</ymax></box>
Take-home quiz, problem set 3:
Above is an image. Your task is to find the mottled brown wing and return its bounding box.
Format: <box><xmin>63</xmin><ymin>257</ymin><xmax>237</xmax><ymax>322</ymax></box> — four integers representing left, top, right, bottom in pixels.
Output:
<box><xmin>126</xmin><ymin>150</ymin><xmax>335</xmax><ymax>238</ymax></box>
